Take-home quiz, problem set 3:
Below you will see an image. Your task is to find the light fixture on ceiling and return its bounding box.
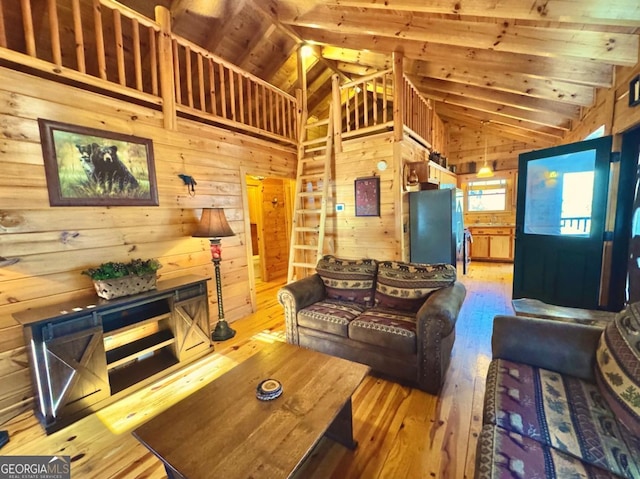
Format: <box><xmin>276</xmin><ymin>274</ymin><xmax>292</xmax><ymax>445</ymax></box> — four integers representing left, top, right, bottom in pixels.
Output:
<box><xmin>477</xmin><ymin>122</ymin><xmax>494</xmax><ymax>178</ymax></box>
<box><xmin>300</xmin><ymin>44</ymin><xmax>315</xmax><ymax>59</ymax></box>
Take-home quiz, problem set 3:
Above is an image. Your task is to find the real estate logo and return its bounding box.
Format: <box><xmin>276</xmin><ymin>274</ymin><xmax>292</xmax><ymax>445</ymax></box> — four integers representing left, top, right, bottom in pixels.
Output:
<box><xmin>0</xmin><ymin>456</ymin><xmax>70</xmax><ymax>479</ymax></box>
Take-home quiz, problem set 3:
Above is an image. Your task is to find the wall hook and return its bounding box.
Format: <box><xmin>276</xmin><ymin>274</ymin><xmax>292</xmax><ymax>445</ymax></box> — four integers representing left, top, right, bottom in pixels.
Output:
<box><xmin>178</xmin><ymin>174</ymin><xmax>197</xmax><ymax>196</ymax></box>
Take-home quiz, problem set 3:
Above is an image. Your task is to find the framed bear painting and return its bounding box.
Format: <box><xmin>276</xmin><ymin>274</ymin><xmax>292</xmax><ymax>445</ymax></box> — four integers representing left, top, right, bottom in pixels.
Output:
<box><xmin>38</xmin><ymin>119</ymin><xmax>159</xmax><ymax>206</ymax></box>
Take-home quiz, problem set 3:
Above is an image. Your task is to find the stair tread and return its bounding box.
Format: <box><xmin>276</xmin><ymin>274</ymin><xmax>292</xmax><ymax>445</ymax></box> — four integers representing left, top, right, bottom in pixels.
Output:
<box><xmin>305</xmin><ymin>119</ymin><xmax>329</xmax><ymax>127</ymax></box>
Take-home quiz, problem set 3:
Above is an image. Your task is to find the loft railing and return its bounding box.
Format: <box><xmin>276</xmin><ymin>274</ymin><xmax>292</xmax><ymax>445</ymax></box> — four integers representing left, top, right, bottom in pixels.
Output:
<box><xmin>338</xmin><ymin>69</ymin><xmax>394</xmax><ymax>139</ymax></box>
<box><xmin>171</xmin><ymin>36</ymin><xmax>297</xmax><ymax>144</ymax></box>
<box><xmin>0</xmin><ymin>0</ymin><xmax>298</xmax><ymax>144</ymax></box>
<box><xmin>331</xmin><ymin>54</ymin><xmax>433</xmax><ymax>151</ymax></box>
<box><xmin>402</xmin><ymin>75</ymin><xmax>433</xmax><ymax>147</ymax></box>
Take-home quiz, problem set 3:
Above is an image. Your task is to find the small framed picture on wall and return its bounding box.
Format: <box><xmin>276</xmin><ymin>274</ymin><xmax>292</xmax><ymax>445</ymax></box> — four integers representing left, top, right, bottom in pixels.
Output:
<box><xmin>354</xmin><ymin>176</ymin><xmax>380</xmax><ymax>217</ymax></box>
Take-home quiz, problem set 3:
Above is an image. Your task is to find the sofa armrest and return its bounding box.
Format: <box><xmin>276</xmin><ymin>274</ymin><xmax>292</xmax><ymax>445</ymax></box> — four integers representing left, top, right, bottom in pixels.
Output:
<box><xmin>277</xmin><ymin>274</ymin><xmax>326</xmax><ymax>345</ymax></box>
<box><xmin>492</xmin><ymin>315</ymin><xmax>603</xmax><ymax>381</ymax></box>
<box><xmin>417</xmin><ymin>281</ymin><xmax>467</xmax><ymax>393</ymax></box>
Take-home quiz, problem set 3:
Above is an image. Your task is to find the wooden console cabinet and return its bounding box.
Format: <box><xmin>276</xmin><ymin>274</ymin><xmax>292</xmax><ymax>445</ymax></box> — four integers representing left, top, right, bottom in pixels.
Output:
<box><xmin>14</xmin><ymin>275</ymin><xmax>212</xmax><ymax>434</ymax></box>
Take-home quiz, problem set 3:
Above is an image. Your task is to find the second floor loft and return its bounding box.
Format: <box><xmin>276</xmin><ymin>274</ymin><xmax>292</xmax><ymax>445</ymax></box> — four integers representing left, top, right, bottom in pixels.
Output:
<box><xmin>0</xmin><ymin>0</ymin><xmax>638</xmax><ymax>165</ymax></box>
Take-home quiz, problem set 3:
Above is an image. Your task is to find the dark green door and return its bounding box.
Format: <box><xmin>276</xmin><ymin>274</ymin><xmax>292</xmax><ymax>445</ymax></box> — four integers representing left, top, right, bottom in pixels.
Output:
<box><xmin>513</xmin><ymin>136</ymin><xmax>612</xmax><ymax>309</ymax></box>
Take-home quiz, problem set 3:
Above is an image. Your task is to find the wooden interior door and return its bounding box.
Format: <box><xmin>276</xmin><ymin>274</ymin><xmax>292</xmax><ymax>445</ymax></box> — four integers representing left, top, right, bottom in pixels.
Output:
<box><xmin>261</xmin><ymin>178</ymin><xmax>289</xmax><ymax>281</ymax></box>
<box><xmin>43</xmin><ymin>324</ymin><xmax>110</xmax><ymax>421</ymax></box>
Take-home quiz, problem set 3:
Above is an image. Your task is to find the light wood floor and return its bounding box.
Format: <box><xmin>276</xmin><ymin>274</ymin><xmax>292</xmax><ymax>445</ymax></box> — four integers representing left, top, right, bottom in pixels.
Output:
<box><xmin>2</xmin><ymin>262</ymin><xmax>514</xmax><ymax>479</ymax></box>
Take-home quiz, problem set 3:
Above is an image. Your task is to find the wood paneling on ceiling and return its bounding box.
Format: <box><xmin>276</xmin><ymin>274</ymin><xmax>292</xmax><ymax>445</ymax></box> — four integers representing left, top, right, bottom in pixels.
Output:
<box><xmin>118</xmin><ymin>0</ymin><xmax>640</xmax><ymax>145</ymax></box>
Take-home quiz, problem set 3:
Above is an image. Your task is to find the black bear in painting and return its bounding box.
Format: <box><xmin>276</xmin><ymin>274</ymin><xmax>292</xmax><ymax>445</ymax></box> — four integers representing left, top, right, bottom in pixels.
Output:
<box><xmin>76</xmin><ymin>143</ymin><xmax>139</xmax><ymax>192</ymax></box>
<box><xmin>76</xmin><ymin>143</ymin><xmax>96</xmax><ymax>181</ymax></box>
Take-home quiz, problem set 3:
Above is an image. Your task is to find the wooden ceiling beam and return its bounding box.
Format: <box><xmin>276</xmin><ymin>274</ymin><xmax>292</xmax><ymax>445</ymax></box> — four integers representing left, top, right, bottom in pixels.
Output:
<box><xmin>413</xmin><ymin>81</ymin><xmax>573</xmax><ymax>130</ymax></box>
<box><xmin>280</xmin><ymin>7</ymin><xmax>638</xmax><ymax>65</ymax></box>
<box><xmin>324</xmin><ymin>49</ymin><xmax>596</xmax><ymax>107</ymax></box>
<box><xmin>436</xmin><ymin>103</ymin><xmax>566</xmax><ymax>140</ymax></box>
<box><xmin>236</xmin><ymin>23</ymin><xmax>278</xmax><ymax>71</ymax></box>
<box><xmin>170</xmin><ymin>0</ymin><xmax>226</xmax><ymax>18</ymax></box>
<box><xmin>324</xmin><ymin>0</ymin><xmax>640</xmax><ymax>28</ymax></box>
<box><xmin>439</xmin><ymin>110</ymin><xmax>560</xmax><ymax>147</ymax></box>
<box><xmin>248</xmin><ymin>1</ymin><xmax>352</xmax><ymax>84</ymax></box>
<box><xmin>312</xmin><ymin>31</ymin><xmax>613</xmax><ymax>88</ymax></box>
<box><xmin>202</xmin><ymin>0</ymin><xmax>247</xmax><ymax>52</ymax></box>
<box><xmin>408</xmin><ymin>76</ymin><xmax>582</xmax><ymax>120</ymax></box>
<box><xmin>421</xmin><ymin>88</ymin><xmax>571</xmax><ymax>131</ymax></box>
<box><xmin>408</xmin><ymin>61</ymin><xmax>595</xmax><ymax>107</ymax></box>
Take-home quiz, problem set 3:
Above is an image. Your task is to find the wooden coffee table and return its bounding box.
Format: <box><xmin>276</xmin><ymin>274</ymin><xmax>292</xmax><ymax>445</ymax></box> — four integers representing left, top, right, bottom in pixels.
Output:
<box><xmin>132</xmin><ymin>342</ymin><xmax>370</xmax><ymax>479</ymax></box>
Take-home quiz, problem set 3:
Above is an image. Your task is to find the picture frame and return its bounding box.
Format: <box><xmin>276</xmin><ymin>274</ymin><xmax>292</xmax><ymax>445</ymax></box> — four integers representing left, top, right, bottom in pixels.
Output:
<box><xmin>38</xmin><ymin>119</ymin><xmax>159</xmax><ymax>206</ymax></box>
<box><xmin>354</xmin><ymin>176</ymin><xmax>381</xmax><ymax>217</ymax></box>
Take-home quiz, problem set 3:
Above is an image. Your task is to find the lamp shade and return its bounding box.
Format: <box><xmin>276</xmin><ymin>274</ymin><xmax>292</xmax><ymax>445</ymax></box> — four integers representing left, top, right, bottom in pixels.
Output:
<box><xmin>476</xmin><ymin>165</ymin><xmax>494</xmax><ymax>178</ymax></box>
<box><xmin>193</xmin><ymin>208</ymin><xmax>234</xmax><ymax>238</ymax></box>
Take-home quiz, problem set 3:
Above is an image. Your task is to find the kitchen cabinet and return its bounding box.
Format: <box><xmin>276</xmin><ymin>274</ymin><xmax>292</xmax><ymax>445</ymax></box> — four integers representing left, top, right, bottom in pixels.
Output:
<box><xmin>468</xmin><ymin>226</ymin><xmax>515</xmax><ymax>262</ymax></box>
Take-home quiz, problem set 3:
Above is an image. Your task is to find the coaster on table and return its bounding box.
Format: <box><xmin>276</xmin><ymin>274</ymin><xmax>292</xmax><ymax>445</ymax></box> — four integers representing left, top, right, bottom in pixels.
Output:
<box><xmin>256</xmin><ymin>379</ymin><xmax>282</xmax><ymax>401</ymax></box>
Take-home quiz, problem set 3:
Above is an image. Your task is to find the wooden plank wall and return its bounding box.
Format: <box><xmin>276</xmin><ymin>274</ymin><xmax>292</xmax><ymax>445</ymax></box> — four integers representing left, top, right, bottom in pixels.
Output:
<box><xmin>0</xmin><ymin>65</ymin><xmax>296</xmax><ymax>425</ymax></box>
<box><xmin>447</xmin><ymin>127</ymin><xmax>542</xmax><ymax>174</ymax></box>
<box><xmin>565</xmin><ymin>62</ymin><xmax>640</xmax><ymax>142</ymax></box>
<box><xmin>431</xmin><ymin>112</ymin><xmax>449</xmax><ymax>157</ymax></box>
<box><xmin>330</xmin><ymin>132</ymin><xmax>402</xmax><ymax>260</ymax></box>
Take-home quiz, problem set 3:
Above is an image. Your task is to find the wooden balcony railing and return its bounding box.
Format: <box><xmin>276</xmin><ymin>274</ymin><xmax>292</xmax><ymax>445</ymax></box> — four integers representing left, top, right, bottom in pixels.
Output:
<box><xmin>0</xmin><ymin>0</ymin><xmax>298</xmax><ymax>145</ymax></box>
<box><xmin>331</xmin><ymin>54</ymin><xmax>434</xmax><ymax>150</ymax></box>
<box><xmin>171</xmin><ymin>36</ymin><xmax>297</xmax><ymax>144</ymax></box>
<box><xmin>337</xmin><ymin>69</ymin><xmax>394</xmax><ymax>139</ymax></box>
<box><xmin>401</xmin><ymin>75</ymin><xmax>433</xmax><ymax>147</ymax></box>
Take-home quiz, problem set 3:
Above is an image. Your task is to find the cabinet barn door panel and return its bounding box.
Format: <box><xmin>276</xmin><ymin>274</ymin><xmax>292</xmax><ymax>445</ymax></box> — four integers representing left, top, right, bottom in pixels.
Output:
<box><xmin>174</xmin><ymin>296</ymin><xmax>211</xmax><ymax>362</ymax></box>
<box><xmin>43</xmin><ymin>326</ymin><xmax>110</xmax><ymax>421</ymax></box>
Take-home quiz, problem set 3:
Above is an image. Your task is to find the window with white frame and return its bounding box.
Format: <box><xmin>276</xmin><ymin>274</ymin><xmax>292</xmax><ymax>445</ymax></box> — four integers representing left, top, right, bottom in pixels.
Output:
<box><xmin>467</xmin><ymin>179</ymin><xmax>508</xmax><ymax>212</ymax></box>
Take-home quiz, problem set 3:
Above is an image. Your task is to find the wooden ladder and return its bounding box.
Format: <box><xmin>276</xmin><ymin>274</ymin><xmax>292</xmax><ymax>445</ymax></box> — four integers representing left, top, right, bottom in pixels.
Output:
<box><xmin>287</xmin><ymin>106</ymin><xmax>334</xmax><ymax>283</ymax></box>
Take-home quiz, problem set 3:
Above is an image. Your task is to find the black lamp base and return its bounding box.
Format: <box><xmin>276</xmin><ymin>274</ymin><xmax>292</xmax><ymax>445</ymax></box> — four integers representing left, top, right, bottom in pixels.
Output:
<box><xmin>212</xmin><ymin>320</ymin><xmax>236</xmax><ymax>341</ymax></box>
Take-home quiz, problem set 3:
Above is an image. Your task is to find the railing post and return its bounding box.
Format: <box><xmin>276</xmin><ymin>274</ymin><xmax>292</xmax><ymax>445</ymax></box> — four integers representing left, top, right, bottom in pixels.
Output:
<box><xmin>331</xmin><ymin>74</ymin><xmax>342</xmax><ymax>153</ymax></box>
<box><xmin>155</xmin><ymin>6</ymin><xmax>177</xmax><ymax>130</ymax></box>
<box><xmin>393</xmin><ymin>51</ymin><xmax>404</xmax><ymax>142</ymax></box>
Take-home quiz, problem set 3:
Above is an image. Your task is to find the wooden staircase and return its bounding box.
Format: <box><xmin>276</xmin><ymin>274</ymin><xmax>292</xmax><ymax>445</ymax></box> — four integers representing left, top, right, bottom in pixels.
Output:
<box><xmin>286</xmin><ymin>107</ymin><xmax>334</xmax><ymax>283</ymax></box>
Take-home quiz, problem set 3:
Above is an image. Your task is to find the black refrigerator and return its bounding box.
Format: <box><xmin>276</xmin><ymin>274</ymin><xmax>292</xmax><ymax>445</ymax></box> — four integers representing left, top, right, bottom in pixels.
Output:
<box><xmin>409</xmin><ymin>188</ymin><xmax>465</xmax><ymax>270</ymax></box>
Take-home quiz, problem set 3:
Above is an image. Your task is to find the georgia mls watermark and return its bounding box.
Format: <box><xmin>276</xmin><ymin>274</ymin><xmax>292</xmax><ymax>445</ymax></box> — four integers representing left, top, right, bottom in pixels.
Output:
<box><xmin>0</xmin><ymin>456</ymin><xmax>70</xmax><ymax>479</ymax></box>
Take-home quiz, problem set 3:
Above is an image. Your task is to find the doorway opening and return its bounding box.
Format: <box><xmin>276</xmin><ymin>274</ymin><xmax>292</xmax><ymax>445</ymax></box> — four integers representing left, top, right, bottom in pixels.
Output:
<box><xmin>245</xmin><ymin>174</ymin><xmax>294</xmax><ymax>291</ymax></box>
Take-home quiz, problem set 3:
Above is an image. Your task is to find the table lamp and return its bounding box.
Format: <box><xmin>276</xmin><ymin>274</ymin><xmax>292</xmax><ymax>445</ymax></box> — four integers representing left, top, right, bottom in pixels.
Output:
<box><xmin>193</xmin><ymin>208</ymin><xmax>236</xmax><ymax>341</ymax></box>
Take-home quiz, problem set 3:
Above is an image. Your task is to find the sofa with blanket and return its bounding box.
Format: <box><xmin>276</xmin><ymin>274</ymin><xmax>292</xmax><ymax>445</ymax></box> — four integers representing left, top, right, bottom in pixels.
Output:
<box><xmin>277</xmin><ymin>255</ymin><xmax>467</xmax><ymax>394</ymax></box>
<box><xmin>475</xmin><ymin>306</ymin><xmax>640</xmax><ymax>478</ymax></box>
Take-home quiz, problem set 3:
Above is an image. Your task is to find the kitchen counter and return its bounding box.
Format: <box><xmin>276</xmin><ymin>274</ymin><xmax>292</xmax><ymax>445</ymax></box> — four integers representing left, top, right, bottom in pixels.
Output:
<box><xmin>468</xmin><ymin>223</ymin><xmax>515</xmax><ymax>228</ymax></box>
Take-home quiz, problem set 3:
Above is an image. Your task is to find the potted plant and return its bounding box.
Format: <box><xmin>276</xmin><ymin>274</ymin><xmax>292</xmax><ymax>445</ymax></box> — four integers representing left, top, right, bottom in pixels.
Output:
<box><xmin>82</xmin><ymin>258</ymin><xmax>162</xmax><ymax>300</ymax></box>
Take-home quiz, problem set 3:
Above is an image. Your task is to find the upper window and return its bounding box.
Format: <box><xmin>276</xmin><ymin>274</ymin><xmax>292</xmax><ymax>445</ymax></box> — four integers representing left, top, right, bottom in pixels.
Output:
<box><xmin>467</xmin><ymin>179</ymin><xmax>507</xmax><ymax>212</ymax></box>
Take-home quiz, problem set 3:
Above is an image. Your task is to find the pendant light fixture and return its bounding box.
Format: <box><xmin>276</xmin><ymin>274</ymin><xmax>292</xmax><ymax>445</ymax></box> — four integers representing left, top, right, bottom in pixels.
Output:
<box><xmin>477</xmin><ymin>121</ymin><xmax>494</xmax><ymax>178</ymax></box>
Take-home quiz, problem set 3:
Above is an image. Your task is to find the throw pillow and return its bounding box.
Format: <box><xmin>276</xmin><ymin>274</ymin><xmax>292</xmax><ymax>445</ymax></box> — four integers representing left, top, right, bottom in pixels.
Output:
<box><xmin>595</xmin><ymin>301</ymin><xmax>640</xmax><ymax>436</ymax></box>
<box><xmin>316</xmin><ymin>255</ymin><xmax>377</xmax><ymax>306</ymax></box>
<box><xmin>374</xmin><ymin>261</ymin><xmax>456</xmax><ymax>312</ymax></box>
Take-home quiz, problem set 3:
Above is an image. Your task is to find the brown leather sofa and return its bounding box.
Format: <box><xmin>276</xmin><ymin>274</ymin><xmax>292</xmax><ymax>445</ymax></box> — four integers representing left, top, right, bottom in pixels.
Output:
<box><xmin>277</xmin><ymin>256</ymin><xmax>467</xmax><ymax>394</ymax></box>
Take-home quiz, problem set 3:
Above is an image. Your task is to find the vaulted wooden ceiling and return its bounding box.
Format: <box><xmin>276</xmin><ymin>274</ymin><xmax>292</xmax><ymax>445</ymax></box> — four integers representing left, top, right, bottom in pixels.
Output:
<box><xmin>121</xmin><ymin>0</ymin><xmax>640</xmax><ymax>146</ymax></box>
